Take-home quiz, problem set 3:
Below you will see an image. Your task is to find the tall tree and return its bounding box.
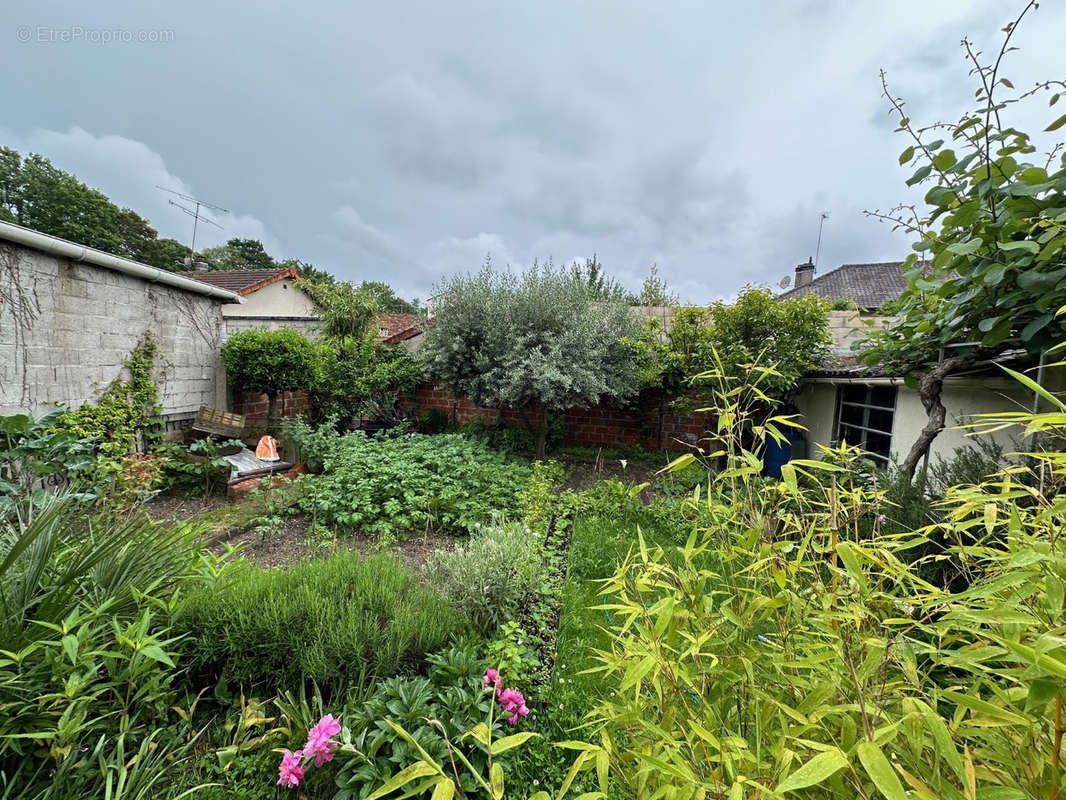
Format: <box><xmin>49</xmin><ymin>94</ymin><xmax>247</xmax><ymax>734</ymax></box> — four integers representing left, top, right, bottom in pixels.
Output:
<box><xmin>199</xmin><ymin>238</ymin><xmax>276</xmax><ymax>271</ymax></box>
<box><xmin>636</xmin><ymin>264</ymin><xmax>679</xmax><ymax>306</ymax></box>
<box><xmin>358</xmin><ymin>281</ymin><xmax>420</xmax><ymax>315</ymax></box>
<box><xmin>862</xmin><ymin>2</ymin><xmax>1066</xmax><ymax>476</ymax></box>
<box><xmin>421</xmin><ymin>262</ymin><xmax>641</xmax><ymax>457</ymax></box>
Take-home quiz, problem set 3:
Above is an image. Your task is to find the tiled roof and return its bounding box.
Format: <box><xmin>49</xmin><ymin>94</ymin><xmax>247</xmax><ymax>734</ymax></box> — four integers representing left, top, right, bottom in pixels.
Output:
<box><xmin>777</xmin><ymin>262</ymin><xmax>909</xmax><ymax>310</ymax></box>
<box><xmin>189</xmin><ymin>266</ymin><xmax>299</xmax><ymax>296</ymax></box>
<box><xmin>375</xmin><ymin>312</ymin><xmax>422</xmax><ymax>341</ymax></box>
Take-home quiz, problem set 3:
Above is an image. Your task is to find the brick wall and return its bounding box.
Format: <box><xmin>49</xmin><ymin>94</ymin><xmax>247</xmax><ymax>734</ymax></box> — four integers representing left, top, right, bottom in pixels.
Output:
<box><xmin>405</xmin><ymin>381</ymin><xmax>709</xmax><ymax>451</ymax></box>
<box><xmin>232</xmin><ymin>389</ymin><xmax>311</xmax><ymax>420</ymax></box>
<box><xmin>0</xmin><ymin>241</ymin><xmax>227</xmax><ymax>421</ymax></box>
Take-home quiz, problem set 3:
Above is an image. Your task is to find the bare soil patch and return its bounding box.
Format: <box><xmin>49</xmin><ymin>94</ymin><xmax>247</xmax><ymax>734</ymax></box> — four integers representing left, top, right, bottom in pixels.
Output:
<box><xmin>215</xmin><ymin>515</ymin><xmax>458</xmax><ymax>571</ymax></box>
<box><xmin>559</xmin><ymin>455</ymin><xmax>661</xmax><ymax>493</ymax></box>
<box><xmin>146</xmin><ymin>492</ymin><xmax>231</xmax><ymax>521</ymax></box>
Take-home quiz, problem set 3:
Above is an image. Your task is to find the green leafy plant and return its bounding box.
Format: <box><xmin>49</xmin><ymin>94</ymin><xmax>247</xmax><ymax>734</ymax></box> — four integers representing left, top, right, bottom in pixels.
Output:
<box><xmin>280</xmin><ymin>416</ymin><xmax>340</xmax><ymax>472</ymax></box>
<box><xmin>584</xmin><ymin>347</ymin><xmax>1066</xmax><ymax>799</ymax></box>
<box><xmin>220</xmin><ymin>328</ymin><xmax>316</xmax><ymax>425</ymax></box>
<box><xmin>423</xmin><ymin>518</ymin><xmax>540</xmax><ymax>635</ymax></box>
<box><xmin>173</xmin><ymin>550</ymin><xmax>462</xmax><ymax>697</ymax></box>
<box><xmin>486</xmin><ymin>622</ymin><xmax>540</xmax><ymax>687</ymax></box>
<box><xmin>335</xmin><ymin>645</ymin><xmax>507</xmax><ymax>799</ymax></box>
<box><xmin>0</xmin><ymin>493</ymin><xmax>209</xmax><ymax>798</ymax></box>
<box><xmin>0</xmin><ymin>409</ymin><xmax>95</xmax><ymax>516</ymax></box>
<box><xmin>56</xmin><ymin>334</ymin><xmax>163</xmax><ymax>472</ymax></box>
<box><xmin>421</xmin><ymin>260</ymin><xmax>640</xmax><ymax>457</ymax></box>
<box><xmin>860</xmin><ymin>5</ymin><xmax>1066</xmax><ymax>475</ymax></box>
<box><xmin>299</xmin><ymin>433</ymin><xmax>530</xmax><ymax>535</ymax></box>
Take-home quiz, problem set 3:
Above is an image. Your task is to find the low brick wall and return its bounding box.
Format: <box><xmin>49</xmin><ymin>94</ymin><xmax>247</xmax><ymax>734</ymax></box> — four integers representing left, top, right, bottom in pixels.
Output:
<box><xmin>232</xmin><ymin>390</ymin><xmax>311</xmax><ymax>420</ymax></box>
<box><xmin>405</xmin><ymin>381</ymin><xmax>708</xmax><ymax>451</ymax></box>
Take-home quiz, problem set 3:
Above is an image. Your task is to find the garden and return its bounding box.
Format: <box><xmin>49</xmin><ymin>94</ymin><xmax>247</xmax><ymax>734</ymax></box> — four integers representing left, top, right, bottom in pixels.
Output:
<box><xmin>4</xmin><ymin>15</ymin><xmax>1066</xmax><ymax>800</ymax></box>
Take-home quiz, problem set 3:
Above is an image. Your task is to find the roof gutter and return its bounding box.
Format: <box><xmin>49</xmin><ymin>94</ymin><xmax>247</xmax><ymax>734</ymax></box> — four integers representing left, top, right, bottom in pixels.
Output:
<box><xmin>0</xmin><ymin>220</ymin><xmax>245</xmax><ymax>303</ymax></box>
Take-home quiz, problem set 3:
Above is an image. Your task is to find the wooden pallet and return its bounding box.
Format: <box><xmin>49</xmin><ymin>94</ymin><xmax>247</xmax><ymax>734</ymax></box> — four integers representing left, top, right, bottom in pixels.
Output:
<box><xmin>191</xmin><ymin>406</ymin><xmax>246</xmax><ymax>439</ymax></box>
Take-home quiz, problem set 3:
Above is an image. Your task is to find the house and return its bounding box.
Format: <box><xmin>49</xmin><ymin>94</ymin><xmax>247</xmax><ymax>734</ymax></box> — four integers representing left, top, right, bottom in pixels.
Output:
<box><xmin>190</xmin><ymin>266</ymin><xmax>320</xmax><ymax>340</ymax></box>
<box><xmin>0</xmin><ymin>220</ymin><xmax>242</xmax><ymax>428</ymax></box>
<box><xmin>375</xmin><ymin>312</ymin><xmax>422</xmax><ymax>343</ymax></box>
<box><xmin>375</xmin><ymin>312</ymin><xmax>424</xmax><ymax>352</ymax></box>
<box><xmin>781</xmin><ymin>260</ymin><xmax>1062</xmax><ymax>469</ymax></box>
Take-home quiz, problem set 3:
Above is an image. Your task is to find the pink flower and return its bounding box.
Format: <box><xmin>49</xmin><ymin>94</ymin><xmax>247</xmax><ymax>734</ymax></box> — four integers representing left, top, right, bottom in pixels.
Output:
<box><xmin>304</xmin><ymin>714</ymin><xmax>342</xmax><ymax>767</ymax></box>
<box><xmin>483</xmin><ymin>668</ymin><xmax>500</xmax><ymax>687</ymax></box>
<box><xmin>277</xmin><ymin>749</ymin><xmax>305</xmax><ymax>787</ymax></box>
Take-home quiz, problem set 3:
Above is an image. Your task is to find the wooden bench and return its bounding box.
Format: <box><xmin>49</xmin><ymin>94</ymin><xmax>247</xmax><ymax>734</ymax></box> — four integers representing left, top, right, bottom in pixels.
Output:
<box><xmin>190</xmin><ymin>406</ymin><xmax>246</xmax><ymax>439</ymax></box>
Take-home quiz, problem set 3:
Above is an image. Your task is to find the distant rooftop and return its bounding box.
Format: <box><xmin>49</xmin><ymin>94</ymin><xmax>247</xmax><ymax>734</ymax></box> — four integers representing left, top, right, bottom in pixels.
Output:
<box><xmin>189</xmin><ymin>266</ymin><xmax>299</xmax><ymax>296</ymax></box>
<box><xmin>777</xmin><ymin>261</ymin><xmax>909</xmax><ymax>310</ymax></box>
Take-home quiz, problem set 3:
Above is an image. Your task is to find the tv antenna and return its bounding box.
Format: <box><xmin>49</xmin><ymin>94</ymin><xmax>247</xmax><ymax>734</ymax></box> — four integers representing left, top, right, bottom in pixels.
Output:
<box><xmin>814</xmin><ymin>211</ymin><xmax>830</xmax><ymax>267</ymax></box>
<box><xmin>156</xmin><ymin>186</ymin><xmax>228</xmax><ymax>256</ymax></box>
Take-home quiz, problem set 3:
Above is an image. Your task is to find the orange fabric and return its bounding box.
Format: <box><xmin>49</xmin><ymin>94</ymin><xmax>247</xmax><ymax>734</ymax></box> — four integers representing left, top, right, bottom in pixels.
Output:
<box><xmin>255</xmin><ymin>435</ymin><xmax>280</xmax><ymax>461</ymax></box>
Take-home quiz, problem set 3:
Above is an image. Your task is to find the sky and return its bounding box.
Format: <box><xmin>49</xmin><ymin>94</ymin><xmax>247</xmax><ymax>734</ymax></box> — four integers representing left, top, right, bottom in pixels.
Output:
<box><xmin>3</xmin><ymin>1</ymin><xmax>1066</xmax><ymax>304</ymax></box>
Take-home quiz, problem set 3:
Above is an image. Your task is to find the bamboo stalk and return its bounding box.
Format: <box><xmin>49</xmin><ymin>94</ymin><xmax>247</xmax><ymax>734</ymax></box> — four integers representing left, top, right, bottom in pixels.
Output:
<box><xmin>1053</xmin><ymin>691</ymin><xmax>1063</xmax><ymax>800</ymax></box>
<box><xmin>830</xmin><ymin>475</ymin><xmax>839</xmax><ymax>631</ymax></box>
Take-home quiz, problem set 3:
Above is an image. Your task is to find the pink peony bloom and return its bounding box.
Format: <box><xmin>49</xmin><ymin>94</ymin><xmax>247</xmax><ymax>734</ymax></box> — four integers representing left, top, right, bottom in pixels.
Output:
<box><xmin>277</xmin><ymin>749</ymin><xmax>305</xmax><ymax>787</ymax></box>
<box><xmin>508</xmin><ymin>713</ymin><xmax>519</xmax><ymax>725</ymax></box>
<box><xmin>484</xmin><ymin>668</ymin><xmax>500</xmax><ymax>687</ymax></box>
<box><xmin>304</xmin><ymin>714</ymin><xmax>342</xmax><ymax>767</ymax></box>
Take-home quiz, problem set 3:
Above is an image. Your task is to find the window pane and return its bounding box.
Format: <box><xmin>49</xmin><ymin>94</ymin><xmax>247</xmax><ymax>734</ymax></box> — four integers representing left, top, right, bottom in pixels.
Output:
<box><xmin>868</xmin><ymin>407</ymin><xmax>893</xmax><ymax>433</ymax></box>
<box><xmin>870</xmin><ymin>386</ymin><xmax>897</xmax><ymax>408</ymax></box>
<box><xmin>866</xmin><ymin>432</ymin><xmax>891</xmax><ymax>460</ymax></box>
<box><xmin>839</xmin><ymin>425</ymin><xmax>862</xmax><ymax>446</ymax></box>
<box><xmin>840</xmin><ymin>404</ymin><xmax>864</xmax><ymax>426</ymax></box>
<box><xmin>841</xmin><ymin>385</ymin><xmax>868</xmax><ymax>404</ymax></box>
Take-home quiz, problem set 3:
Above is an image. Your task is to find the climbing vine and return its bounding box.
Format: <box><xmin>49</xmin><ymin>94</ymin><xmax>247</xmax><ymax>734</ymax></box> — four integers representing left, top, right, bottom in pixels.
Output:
<box><xmin>57</xmin><ymin>334</ymin><xmax>164</xmax><ymax>475</ymax></box>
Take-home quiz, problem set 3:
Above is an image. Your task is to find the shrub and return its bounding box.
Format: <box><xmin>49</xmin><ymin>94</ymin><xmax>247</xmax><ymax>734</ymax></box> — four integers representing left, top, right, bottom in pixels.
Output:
<box><xmin>0</xmin><ymin>493</ymin><xmax>209</xmax><ymax>797</ymax></box>
<box><xmin>220</xmin><ymin>328</ymin><xmax>316</xmax><ymax>422</ymax></box>
<box><xmin>0</xmin><ymin>409</ymin><xmax>95</xmax><ymax>517</ymax></box>
<box><xmin>335</xmin><ymin>644</ymin><xmax>506</xmax><ymax>799</ymax></box>
<box><xmin>585</xmin><ymin>352</ymin><xmax>1066</xmax><ymax>799</ymax></box>
<box><xmin>516</xmin><ymin>459</ymin><xmax>568</xmax><ymax>532</ymax></box>
<box><xmin>311</xmin><ymin>336</ymin><xmax>423</xmax><ymax>428</ymax></box>
<box><xmin>300</xmin><ymin>433</ymin><xmax>530</xmax><ymax>535</ymax></box>
<box><xmin>173</xmin><ymin>551</ymin><xmax>462</xmax><ymax>697</ymax></box>
<box><xmin>457</xmin><ymin>416</ymin><xmax>565</xmax><ymax>455</ymax></box>
<box><xmin>421</xmin><ymin>261</ymin><xmax>641</xmax><ymax>457</ymax></box>
<box><xmin>280</xmin><ymin>416</ymin><xmax>341</xmax><ymax>472</ymax></box>
<box><xmin>422</xmin><ymin>518</ymin><xmax>540</xmax><ymax>634</ymax></box>
<box><xmin>927</xmin><ymin>436</ymin><xmax>1010</xmax><ymax>495</ymax></box>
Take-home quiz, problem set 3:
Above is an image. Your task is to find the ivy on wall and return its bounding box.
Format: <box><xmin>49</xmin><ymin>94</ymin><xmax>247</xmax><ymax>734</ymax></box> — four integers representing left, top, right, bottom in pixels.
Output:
<box><xmin>58</xmin><ymin>334</ymin><xmax>163</xmax><ymax>468</ymax></box>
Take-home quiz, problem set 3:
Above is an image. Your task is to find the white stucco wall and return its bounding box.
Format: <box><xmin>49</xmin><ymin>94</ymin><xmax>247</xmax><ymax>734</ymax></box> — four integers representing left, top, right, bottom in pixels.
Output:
<box><xmin>0</xmin><ymin>241</ymin><xmax>228</xmax><ymax>421</ymax></box>
<box><xmin>793</xmin><ymin>373</ymin><xmax>1058</xmax><ymax>465</ymax></box>
<box><xmin>221</xmin><ymin>278</ymin><xmax>318</xmax><ymax>318</ymax></box>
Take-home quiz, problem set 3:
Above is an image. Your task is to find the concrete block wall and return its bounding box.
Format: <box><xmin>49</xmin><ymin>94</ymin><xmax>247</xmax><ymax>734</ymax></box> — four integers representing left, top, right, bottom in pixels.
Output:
<box><xmin>0</xmin><ymin>242</ymin><xmax>226</xmax><ymax>421</ymax></box>
<box><xmin>826</xmin><ymin>310</ymin><xmax>893</xmax><ymax>350</ymax></box>
<box><xmin>223</xmin><ymin>316</ymin><xmax>320</xmax><ymax>342</ymax></box>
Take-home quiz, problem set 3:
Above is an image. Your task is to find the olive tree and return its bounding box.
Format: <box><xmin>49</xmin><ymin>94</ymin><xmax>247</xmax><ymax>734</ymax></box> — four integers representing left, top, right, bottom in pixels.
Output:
<box><xmin>220</xmin><ymin>328</ymin><xmax>316</xmax><ymax>425</ymax></box>
<box><xmin>421</xmin><ymin>261</ymin><xmax>641</xmax><ymax>457</ymax></box>
<box><xmin>862</xmin><ymin>2</ymin><xmax>1066</xmax><ymax>476</ymax></box>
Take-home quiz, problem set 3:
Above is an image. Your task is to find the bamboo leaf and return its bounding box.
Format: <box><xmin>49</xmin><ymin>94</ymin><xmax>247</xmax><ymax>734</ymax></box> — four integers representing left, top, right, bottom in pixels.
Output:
<box><xmin>775</xmin><ymin>748</ymin><xmax>849</xmax><ymax>794</ymax></box>
<box><xmin>856</xmin><ymin>740</ymin><xmax>906</xmax><ymax>800</ymax></box>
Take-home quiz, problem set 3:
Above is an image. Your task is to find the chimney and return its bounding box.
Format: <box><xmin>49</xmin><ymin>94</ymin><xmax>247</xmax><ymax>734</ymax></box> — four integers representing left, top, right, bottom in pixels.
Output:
<box><xmin>795</xmin><ymin>258</ymin><xmax>815</xmax><ymax>288</ymax></box>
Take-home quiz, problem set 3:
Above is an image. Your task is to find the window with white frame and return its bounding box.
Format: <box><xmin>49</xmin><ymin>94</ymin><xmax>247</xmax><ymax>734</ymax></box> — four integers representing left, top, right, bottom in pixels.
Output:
<box><xmin>834</xmin><ymin>384</ymin><xmax>897</xmax><ymax>466</ymax></box>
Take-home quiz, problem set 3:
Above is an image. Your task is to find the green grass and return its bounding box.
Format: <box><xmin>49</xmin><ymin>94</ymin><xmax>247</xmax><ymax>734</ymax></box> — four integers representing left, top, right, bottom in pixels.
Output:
<box><xmin>173</xmin><ymin>550</ymin><xmax>463</xmax><ymax>698</ymax></box>
<box><xmin>510</xmin><ymin>497</ymin><xmax>691</xmax><ymax>796</ymax></box>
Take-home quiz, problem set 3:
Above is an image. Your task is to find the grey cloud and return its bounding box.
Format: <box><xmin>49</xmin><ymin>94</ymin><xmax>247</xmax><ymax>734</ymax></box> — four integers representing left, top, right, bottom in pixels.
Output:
<box><xmin>3</xmin><ymin>0</ymin><xmax>1065</xmax><ymax>305</ymax></box>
